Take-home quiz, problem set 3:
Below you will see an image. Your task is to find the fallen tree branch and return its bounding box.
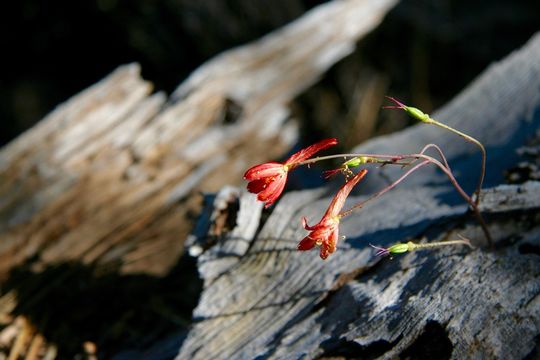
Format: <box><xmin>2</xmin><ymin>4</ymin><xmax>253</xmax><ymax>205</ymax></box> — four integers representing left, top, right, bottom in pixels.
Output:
<box><xmin>177</xmin><ymin>32</ymin><xmax>540</xmax><ymax>360</ymax></box>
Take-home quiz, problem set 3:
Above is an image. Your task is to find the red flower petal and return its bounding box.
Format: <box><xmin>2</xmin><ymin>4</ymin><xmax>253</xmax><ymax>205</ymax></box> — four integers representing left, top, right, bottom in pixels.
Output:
<box><xmin>319</xmin><ymin>230</ymin><xmax>337</xmax><ymax>259</ymax></box>
<box><xmin>301</xmin><ymin>216</ymin><xmax>319</xmax><ymax>231</ymax></box>
<box><xmin>327</xmin><ymin>229</ymin><xmax>339</xmax><ymax>254</ymax></box>
<box><xmin>325</xmin><ymin>169</ymin><xmax>368</xmax><ymax>217</ymax></box>
<box><xmin>319</xmin><ymin>242</ymin><xmax>330</xmax><ymax>260</ymax></box>
<box><xmin>284</xmin><ymin>138</ymin><xmax>337</xmax><ymax>166</ymax></box>
<box><xmin>307</xmin><ymin>222</ymin><xmax>334</xmax><ymax>242</ymax></box>
<box><xmin>247</xmin><ymin>179</ymin><xmax>269</xmax><ymax>194</ymax></box>
<box><xmin>297</xmin><ymin>236</ymin><xmax>316</xmax><ymax>251</ymax></box>
<box><xmin>257</xmin><ymin>173</ymin><xmax>287</xmax><ymax>208</ymax></box>
<box><xmin>298</xmin><ymin>168</ymin><xmax>366</xmax><ymax>260</ymax></box>
<box><xmin>244</xmin><ymin>162</ymin><xmax>285</xmax><ymax>181</ymax></box>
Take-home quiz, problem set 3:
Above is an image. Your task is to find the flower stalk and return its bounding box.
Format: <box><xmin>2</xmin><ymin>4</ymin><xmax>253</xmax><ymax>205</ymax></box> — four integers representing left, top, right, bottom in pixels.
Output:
<box><xmin>384</xmin><ymin>96</ymin><xmax>486</xmax><ymax>206</ymax></box>
<box><xmin>244</xmin><ymin>138</ymin><xmax>337</xmax><ymax>207</ymax></box>
<box><xmin>371</xmin><ymin>235</ymin><xmax>473</xmax><ymax>257</ymax></box>
<box><xmin>298</xmin><ymin>169</ymin><xmax>369</xmax><ymax>259</ymax></box>
<box><xmin>291</xmin><ymin>149</ymin><xmax>492</xmax><ymax>245</ymax></box>
<box><xmin>242</xmin><ymin>97</ymin><xmax>492</xmax><ymax>259</ymax></box>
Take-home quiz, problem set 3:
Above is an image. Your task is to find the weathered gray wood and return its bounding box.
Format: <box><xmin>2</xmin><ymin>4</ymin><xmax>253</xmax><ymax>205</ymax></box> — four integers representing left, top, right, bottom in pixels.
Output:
<box><xmin>0</xmin><ymin>0</ymin><xmax>399</xmax><ymax>357</ymax></box>
<box><xmin>176</xmin><ymin>33</ymin><xmax>540</xmax><ymax>359</ymax></box>
<box><xmin>479</xmin><ymin>181</ymin><xmax>540</xmax><ymax>213</ymax></box>
<box><xmin>0</xmin><ymin>0</ymin><xmax>397</xmax><ymax>280</ymax></box>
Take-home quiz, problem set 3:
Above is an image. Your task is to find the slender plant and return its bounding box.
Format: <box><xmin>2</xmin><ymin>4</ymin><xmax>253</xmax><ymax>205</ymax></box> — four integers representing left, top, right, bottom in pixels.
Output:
<box><xmin>243</xmin><ymin>98</ymin><xmax>491</xmax><ymax>260</ymax></box>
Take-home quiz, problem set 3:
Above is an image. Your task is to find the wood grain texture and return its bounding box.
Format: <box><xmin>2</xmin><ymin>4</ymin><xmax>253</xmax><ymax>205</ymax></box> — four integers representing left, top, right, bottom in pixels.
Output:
<box><xmin>0</xmin><ymin>0</ymin><xmax>400</xmax><ymax>357</ymax></box>
<box><xmin>177</xmin><ymin>33</ymin><xmax>540</xmax><ymax>360</ymax></box>
<box><xmin>0</xmin><ymin>0</ymin><xmax>398</xmax><ymax>281</ymax></box>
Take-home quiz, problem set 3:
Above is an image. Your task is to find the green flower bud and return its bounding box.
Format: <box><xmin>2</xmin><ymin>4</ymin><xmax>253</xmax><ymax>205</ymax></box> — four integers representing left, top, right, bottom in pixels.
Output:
<box><xmin>384</xmin><ymin>96</ymin><xmax>433</xmax><ymax>124</ymax></box>
<box><xmin>387</xmin><ymin>243</ymin><xmax>410</xmax><ymax>254</ymax></box>
<box><xmin>344</xmin><ymin>156</ymin><xmax>369</xmax><ymax>168</ymax></box>
<box><xmin>405</xmin><ymin>106</ymin><xmax>432</xmax><ymax>124</ymax></box>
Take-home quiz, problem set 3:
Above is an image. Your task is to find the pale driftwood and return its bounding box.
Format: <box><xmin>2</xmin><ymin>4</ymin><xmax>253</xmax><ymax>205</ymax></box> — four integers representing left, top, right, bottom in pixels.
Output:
<box><xmin>0</xmin><ymin>0</ymin><xmax>398</xmax><ymax>280</ymax></box>
<box><xmin>0</xmin><ymin>1</ymin><xmax>400</xmax><ymax>358</ymax></box>
<box><xmin>175</xmin><ymin>33</ymin><xmax>540</xmax><ymax>359</ymax></box>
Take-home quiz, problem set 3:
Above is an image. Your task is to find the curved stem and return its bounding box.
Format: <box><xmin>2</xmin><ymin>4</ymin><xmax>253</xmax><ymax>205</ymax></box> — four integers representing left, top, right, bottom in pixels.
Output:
<box><xmin>337</xmin><ymin>153</ymin><xmax>473</xmax><ymax>215</ymax></box>
<box><xmin>336</xmin><ymin>152</ymin><xmax>493</xmax><ymax>245</ymax></box>
<box><xmin>296</xmin><ymin>148</ymin><xmax>492</xmax><ymax>244</ymax></box>
<box><xmin>413</xmin><ymin>153</ymin><xmax>493</xmax><ymax>246</ymax></box>
<box><xmin>419</xmin><ymin>143</ymin><xmax>450</xmax><ymax>169</ymax></box>
<box><xmin>428</xmin><ymin>120</ymin><xmax>486</xmax><ymax>206</ymax></box>
<box><xmin>297</xmin><ymin>150</ymin><xmax>476</xmax><ymax>213</ymax></box>
<box><xmin>339</xmin><ymin>160</ymin><xmax>430</xmax><ymax>217</ymax></box>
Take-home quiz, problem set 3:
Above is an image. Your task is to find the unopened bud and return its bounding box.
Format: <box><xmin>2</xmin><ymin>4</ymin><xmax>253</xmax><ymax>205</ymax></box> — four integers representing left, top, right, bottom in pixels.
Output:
<box><xmin>387</xmin><ymin>242</ymin><xmax>411</xmax><ymax>254</ymax></box>
<box><xmin>344</xmin><ymin>156</ymin><xmax>370</xmax><ymax>168</ymax></box>
<box><xmin>384</xmin><ymin>96</ymin><xmax>433</xmax><ymax>124</ymax></box>
<box><xmin>404</xmin><ymin>106</ymin><xmax>432</xmax><ymax>124</ymax></box>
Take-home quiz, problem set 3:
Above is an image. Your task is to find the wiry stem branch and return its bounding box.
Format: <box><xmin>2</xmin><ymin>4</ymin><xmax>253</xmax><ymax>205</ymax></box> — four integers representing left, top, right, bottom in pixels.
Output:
<box><xmin>427</xmin><ymin>120</ymin><xmax>486</xmax><ymax>207</ymax></box>
<box><xmin>339</xmin><ymin>160</ymin><xmax>430</xmax><ymax>217</ymax></box>
<box><xmin>296</xmin><ymin>147</ymin><xmax>492</xmax><ymax>245</ymax></box>
<box><xmin>411</xmin><ymin>238</ymin><xmax>473</xmax><ymax>250</ymax></box>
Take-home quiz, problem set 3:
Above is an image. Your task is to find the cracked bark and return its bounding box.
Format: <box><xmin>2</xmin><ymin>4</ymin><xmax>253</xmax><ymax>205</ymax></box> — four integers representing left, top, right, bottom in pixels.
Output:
<box><xmin>0</xmin><ymin>0</ymin><xmax>397</xmax><ymax>279</ymax></box>
<box><xmin>176</xmin><ymin>33</ymin><xmax>540</xmax><ymax>360</ymax></box>
<box><xmin>0</xmin><ymin>0</ymin><xmax>400</xmax><ymax>358</ymax></box>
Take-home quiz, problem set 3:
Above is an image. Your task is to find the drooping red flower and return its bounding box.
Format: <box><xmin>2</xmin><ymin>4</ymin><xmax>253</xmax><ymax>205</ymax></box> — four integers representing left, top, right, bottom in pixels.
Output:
<box><xmin>244</xmin><ymin>138</ymin><xmax>337</xmax><ymax>208</ymax></box>
<box><xmin>298</xmin><ymin>169</ymin><xmax>368</xmax><ymax>259</ymax></box>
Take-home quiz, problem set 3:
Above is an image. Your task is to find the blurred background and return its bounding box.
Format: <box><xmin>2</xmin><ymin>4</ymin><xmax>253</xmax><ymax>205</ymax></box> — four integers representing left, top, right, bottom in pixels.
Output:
<box><xmin>1</xmin><ymin>0</ymin><xmax>539</xmax><ymax>358</ymax></box>
<box><xmin>2</xmin><ymin>0</ymin><xmax>539</xmax><ymax>147</ymax></box>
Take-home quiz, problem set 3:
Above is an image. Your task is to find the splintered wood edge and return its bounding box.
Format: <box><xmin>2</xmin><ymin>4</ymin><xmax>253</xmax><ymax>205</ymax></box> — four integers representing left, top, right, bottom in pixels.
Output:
<box><xmin>176</xmin><ymin>32</ymin><xmax>540</xmax><ymax>360</ymax></box>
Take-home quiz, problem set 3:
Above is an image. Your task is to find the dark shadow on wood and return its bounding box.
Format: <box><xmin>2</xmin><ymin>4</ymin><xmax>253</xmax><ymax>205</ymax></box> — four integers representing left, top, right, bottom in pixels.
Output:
<box><xmin>2</xmin><ymin>255</ymin><xmax>202</xmax><ymax>358</ymax></box>
<box><xmin>319</xmin><ymin>337</ymin><xmax>396</xmax><ymax>360</ymax></box>
<box><xmin>519</xmin><ymin>242</ymin><xmax>540</xmax><ymax>256</ymax></box>
<box><xmin>191</xmin><ymin>290</ymin><xmax>327</xmax><ymax>322</ymax></box>
<box><xmin>399</xmin><ymin>320</ymin><xmax>453</xmax><ymax>360</ymax></box>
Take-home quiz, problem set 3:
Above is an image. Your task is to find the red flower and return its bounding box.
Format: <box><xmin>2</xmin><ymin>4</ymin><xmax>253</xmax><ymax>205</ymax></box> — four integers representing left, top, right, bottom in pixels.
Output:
<box><xmin>298</xmin><ymin>169</ymin><xmax>368</xmax><ymax>259</ymax></box>
<box><xmin>244</xmin><ymin>138</ymin><xmax>337</xmax><ymax>208</ymax></box>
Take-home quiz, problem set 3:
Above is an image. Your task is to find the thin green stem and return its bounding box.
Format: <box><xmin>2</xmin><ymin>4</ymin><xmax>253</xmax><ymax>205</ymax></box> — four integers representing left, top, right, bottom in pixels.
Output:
<box><xmin>372</xmin><ymin>235</ymin><xmax>473</xmax><ymax>256</ymax></box>
<box><xmin>295</xmin><ymin>148</ymin><xmax>492</xmax><ymax>245</ymax></box>
<box><xmin>419</xmin><ymin>143</ymin><xmax>450</xmax><ymax>169</ymax></box>
<box><xmin>410</xmin><ymin>238</ymin><xmax>473</xmax><ymax>251</ymax></box>
<box><xmin>339</xmin><ymin>160</ymin><xmax>430</xmax><ymax>218</ymax></box>
<box><xmin>428</xmin><ymin>119</ymin><xmax>486</xmax><ymax>206</ymax></box>
<box><xmin>303</xmin><ymin>151</ymin><xmax>477</xmax><ymax>216</ymax></box>
<box><xmin>297</xmin><ymin>154</ymin><xmax>413</xmax><ymax>170</ymax></box>
<box><xmin>339</xmin><ymin>152</ymin><xmax>492</xmax><ymax>245</ymax></box>
<box><xmin>296</xmin><ymin>154</ymin><xmax>372</xmax><ymax>166</ymax></box>
<box><xmin>412</xmin><ymin>153</ymin><xmax>493</xmax><ymax>245</ymax></box>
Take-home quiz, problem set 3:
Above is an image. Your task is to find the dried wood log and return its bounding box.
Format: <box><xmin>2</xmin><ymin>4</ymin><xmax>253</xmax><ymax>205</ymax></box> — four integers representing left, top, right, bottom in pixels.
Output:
<box><xmin>0</xmin><ymin>0</ymin><xmax>400</xmax><ymax>357</ymax></box>
<box><xmin>176</xmin><ymin>33</ymin><xmax>540</xmax><ymax>359</ymax></box>
<box><xmin>0</xmin><ymin>0</ymin><xmax>398</xmax><ymax>280</ymax></box>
